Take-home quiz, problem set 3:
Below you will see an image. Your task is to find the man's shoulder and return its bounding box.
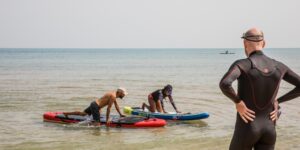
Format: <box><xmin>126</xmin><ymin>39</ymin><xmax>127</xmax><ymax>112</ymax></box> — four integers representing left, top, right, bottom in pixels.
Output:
<box><xmin>104</xmin><ymin>91</ymin><xmax>117</xmax><ymax>99</ymax></box>
<box><xmin>272</xmin><ymin>59</ymin><xmax>289</xmax><ymax>71</ymax></box>
<box><xmin>263</xmin><ymin>53</ymin><xmax>286</xmax><ymax>67</ymax></box>
<box><xmin>231</xmin><ymin>58</ymin><xmax>251</xmax><ymax>70</ymax></box>
<box><xmin>233</xmin><ymin>58</ymin><xmax>249</xmax><ymax>64</ymax></box>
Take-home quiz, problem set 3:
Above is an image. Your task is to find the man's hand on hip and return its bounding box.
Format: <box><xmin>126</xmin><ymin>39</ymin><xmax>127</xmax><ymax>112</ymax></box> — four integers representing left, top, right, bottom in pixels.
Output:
<box><xmin>236</xmin><ymin>100</ymin><xmax>256</xmax><ymax>123</ymax></box>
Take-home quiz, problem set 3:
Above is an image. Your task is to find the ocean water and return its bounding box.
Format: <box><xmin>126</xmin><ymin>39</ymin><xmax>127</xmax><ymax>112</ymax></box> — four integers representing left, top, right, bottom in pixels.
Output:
<box><xmin>0</xmin><ymin>48</ymin><xmax>299</xmax><ymax>150</ymax></box>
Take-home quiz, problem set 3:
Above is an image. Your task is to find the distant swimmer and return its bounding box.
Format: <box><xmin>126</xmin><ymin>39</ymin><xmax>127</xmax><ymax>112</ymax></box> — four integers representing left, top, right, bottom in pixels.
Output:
<box><xmin>219</xmin><ymin>28</ymin><xmax>300</xmax><ymax>150</ymax></box>
<box><xmin>63</xmin><ymin>87</ymin><xmax>128</xmax><ymax>126</ymax></box>
<box><xmin>142</xmin><ymin>84</ymin><xmax>181</xmax><ymax>113</ymax></box>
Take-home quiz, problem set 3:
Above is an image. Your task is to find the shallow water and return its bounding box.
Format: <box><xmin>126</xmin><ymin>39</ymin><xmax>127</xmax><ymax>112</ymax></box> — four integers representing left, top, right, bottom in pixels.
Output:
<box><xmin>0</xmin><ymin>48</ymin><xmax>299</xmax><ymax>150</ymax></box>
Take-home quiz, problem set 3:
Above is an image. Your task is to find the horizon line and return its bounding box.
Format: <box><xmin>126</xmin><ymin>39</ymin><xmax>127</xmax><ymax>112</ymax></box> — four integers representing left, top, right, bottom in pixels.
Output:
<box><xmin>0</xmin><ymin>47</ymin><xmax>299</xmax><ymax>49</ymax></box>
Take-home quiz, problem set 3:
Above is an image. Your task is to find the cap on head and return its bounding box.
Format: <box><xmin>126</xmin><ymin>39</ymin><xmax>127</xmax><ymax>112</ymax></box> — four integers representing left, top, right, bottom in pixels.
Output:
<box><xmin>241</xmin><ymin>28</ymin><xmax>264</xmax><ymax>42</ymax></box>
<box><xmin>117</xmin><ymin>87</ymin><xmax>128</xmax><ymax>96</ymax></box>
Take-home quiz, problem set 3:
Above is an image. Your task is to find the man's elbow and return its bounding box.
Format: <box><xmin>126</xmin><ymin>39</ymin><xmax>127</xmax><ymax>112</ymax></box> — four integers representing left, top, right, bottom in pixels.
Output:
<box><xmin>219</xmin><ymin>80</ymin><xmax>231</xmax><ymax>91</ymax></box>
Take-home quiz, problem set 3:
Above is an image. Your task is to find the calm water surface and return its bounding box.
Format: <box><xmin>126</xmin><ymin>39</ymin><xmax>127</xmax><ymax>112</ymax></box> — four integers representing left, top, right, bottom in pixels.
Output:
<box><xmin>0</xmin><ymin>48</ymin><xmax>299</xmax><ymax>150</ymax></box>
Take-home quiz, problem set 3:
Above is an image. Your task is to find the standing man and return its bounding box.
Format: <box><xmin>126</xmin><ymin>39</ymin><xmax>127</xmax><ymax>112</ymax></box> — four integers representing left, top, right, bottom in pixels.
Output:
<box><xmin>219</xmin><ymin>28</ymin><xmax>300</xmax><ymax>150</ymax></box>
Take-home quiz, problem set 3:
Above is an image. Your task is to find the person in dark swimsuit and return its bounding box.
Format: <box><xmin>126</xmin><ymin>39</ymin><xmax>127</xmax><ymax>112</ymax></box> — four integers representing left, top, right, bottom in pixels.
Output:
<box><xmin>219</xmin><ymin>28</ymin><xmax>300</xmax><ymax>150</ymax></box>
<box><xmin>142</xmin><ymin>84</ymin><xmax>181</xmax><ymax>113</ymax></box>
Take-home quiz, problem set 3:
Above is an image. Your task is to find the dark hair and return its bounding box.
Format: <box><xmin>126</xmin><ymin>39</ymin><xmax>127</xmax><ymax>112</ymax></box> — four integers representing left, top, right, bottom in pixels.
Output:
<box><xmin>163</xmin><ymin>84</ymin><xmax>173</xmax><ymax>95</ymax></box>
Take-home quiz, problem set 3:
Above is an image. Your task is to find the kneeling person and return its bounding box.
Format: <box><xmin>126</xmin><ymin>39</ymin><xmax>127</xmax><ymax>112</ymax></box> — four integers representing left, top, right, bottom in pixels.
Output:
<box><xmin>142</xmin><ymin>84</ymin><xmax>181</xmax><ymax>113</ymax></box>
<box><xmin>63</xmin><ymin>87</ymin><xmax>128</xmax><ymax>125</ymax></box>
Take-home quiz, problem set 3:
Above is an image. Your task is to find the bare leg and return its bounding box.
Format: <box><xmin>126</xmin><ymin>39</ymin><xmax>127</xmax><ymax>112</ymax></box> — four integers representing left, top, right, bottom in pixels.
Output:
<box><xmin>156</xmin><ymin>101</ymin><xmax>163</xmax><ymax>113</ymax></box>
<box><xmin>142</xmin><ymin>102</ymin><xmax>150</xmax><ymax>111</ymax></box>
<box><xmin>63</xmin><ymin>111</ymin><xmax>87</xmax><ymax>117</ymax></box>
<box><xmin>148</xmin><ymin>98</ymin><xmax>156</xmax><ymax>113</ymax></box>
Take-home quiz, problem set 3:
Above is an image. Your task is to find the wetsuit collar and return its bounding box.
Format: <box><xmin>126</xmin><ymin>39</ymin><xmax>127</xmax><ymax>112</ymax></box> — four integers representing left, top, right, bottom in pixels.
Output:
<box><xmin>249</xmin><ymin>50</ymin><xmax>263</xmax><ymax>57</ymax></box>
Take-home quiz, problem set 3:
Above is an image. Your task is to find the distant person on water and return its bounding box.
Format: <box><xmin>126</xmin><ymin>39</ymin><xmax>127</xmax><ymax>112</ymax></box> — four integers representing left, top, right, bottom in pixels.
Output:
<box><xmin>63</xmin><ymin>87</ymin><xmax>128</xmax><ymax>125</ymax></box>
<box><xmin>142</xmin><ymin>84</ymin><xmax>181</xmax><ymax>113</ymax></box>
<box><xmin>219</xmin><ymin>28</ymin><xmax>300</xmax><ymax>150</ymax></box>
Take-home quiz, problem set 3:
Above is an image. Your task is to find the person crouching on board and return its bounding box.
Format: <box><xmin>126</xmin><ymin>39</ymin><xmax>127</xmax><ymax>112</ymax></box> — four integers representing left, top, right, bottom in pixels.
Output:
<box><xmin>142</xmin><ymin>84</ymin><xmax>181</xmax><ymax>113</ymax></box>
<box><xmin>63</xmin><ymin>87</ymin><xmax>128</xmax><ymax>126</ymax></box>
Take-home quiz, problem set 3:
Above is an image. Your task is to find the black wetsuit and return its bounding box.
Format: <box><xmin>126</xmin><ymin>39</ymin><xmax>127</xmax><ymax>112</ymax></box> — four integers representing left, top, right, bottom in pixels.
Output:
<box><xmin>150</xmin><ymin>90</ymin><xmax>177</xmax><ymax>111</ymax></box>
<box><xmin>84</xmin><ymin>101</ymin><xmax>100</xmax><ymax>122</ymax></box>
<box><xmin>219</xmin><ymin>51</ymin><xmax>300</xmax><ymax>150</ymax></box>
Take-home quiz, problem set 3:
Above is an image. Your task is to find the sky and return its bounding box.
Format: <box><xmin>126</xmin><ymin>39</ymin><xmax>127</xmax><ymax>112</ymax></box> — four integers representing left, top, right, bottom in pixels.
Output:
<box><xmin>0</xmin><ymin>0</ymin><xmax>299</xmax><ymax>48</ymax></box>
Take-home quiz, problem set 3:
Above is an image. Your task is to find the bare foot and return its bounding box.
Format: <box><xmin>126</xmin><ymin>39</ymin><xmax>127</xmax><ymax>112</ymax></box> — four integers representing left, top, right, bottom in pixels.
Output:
<box><xmin>63</xmin><ymin>112</ymin><xmax>69</xmax><ymax>118</ymax></box>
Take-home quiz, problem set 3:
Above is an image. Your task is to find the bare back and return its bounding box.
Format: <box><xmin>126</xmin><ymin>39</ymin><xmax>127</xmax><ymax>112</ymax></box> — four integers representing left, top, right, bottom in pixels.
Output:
<box><xmin>96</xmin><ymin>91</ymin><xmax>117</xmax><ymax>109</ymax></box>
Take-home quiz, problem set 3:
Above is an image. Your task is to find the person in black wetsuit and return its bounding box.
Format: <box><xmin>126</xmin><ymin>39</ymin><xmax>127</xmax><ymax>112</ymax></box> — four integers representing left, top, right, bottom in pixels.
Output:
<box><xmin>142</xmin><ymin>84</ymin><xmax>181</xmax><ymax>113</ymax></box>
<box><xmin>219</xmin><ymin>28</ymin><xmax>300</xmax><ymax>150</ymax></box>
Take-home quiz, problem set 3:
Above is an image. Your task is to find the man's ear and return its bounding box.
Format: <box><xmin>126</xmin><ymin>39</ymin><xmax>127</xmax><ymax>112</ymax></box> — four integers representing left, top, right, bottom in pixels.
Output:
<box><xmin>262</xmin><ymin>40</ymin><xmax>266</xmax><ymax>48</ymax></box>
<box><xmin>243</xmin><ymin>40</ymin><xmax>247</xmax><ymax>49</ymax></box>
<box><xmin>243</xmin><ymin>40</ymin><xmax>249</xmax><ymax>57</ymax></box>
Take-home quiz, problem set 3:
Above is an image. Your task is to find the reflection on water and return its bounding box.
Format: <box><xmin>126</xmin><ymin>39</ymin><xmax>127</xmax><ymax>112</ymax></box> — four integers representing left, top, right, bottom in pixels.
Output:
<box><xmin>0</xmin><ymin>48</ymin><xmax>300</xmax><ymax>150</ymax></box>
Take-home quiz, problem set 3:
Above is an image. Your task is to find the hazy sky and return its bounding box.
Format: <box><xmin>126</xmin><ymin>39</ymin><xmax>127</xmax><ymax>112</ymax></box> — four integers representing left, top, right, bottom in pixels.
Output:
<box><xmin>0</xmin><ymin>0</ymin><xmax>299</xmax><ymax>48</ymax></box>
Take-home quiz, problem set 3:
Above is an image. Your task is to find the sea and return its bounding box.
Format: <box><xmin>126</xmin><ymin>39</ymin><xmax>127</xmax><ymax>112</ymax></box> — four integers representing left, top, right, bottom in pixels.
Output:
<box><xmin>0</xmin><ymin>48</ymin><xmax>299</xmax><ymax>150</ymax></box>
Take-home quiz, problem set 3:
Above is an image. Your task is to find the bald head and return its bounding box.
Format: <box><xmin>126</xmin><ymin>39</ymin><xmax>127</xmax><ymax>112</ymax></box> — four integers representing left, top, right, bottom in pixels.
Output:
<box><xmin>242</xmin><ymin>28</ymin><xmax>266</xmax><ymax>57</ymax></box>
<box><xmin>245</xmin><ymin>28</ymin><xmax>263</xmax><ymax>35</ymax></box>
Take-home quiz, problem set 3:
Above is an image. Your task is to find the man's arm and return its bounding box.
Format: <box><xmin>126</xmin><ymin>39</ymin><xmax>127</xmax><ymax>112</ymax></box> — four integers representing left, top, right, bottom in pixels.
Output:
<box><xmin>219</xmin><ymin>61</ymin><xmax>255</xmax><ymax>123</ymax></box>
<box><xmin>106</xmin><ymin>97</ymin><xmax>115</xmax><ymax>123</ymax></box>
<box><xmin>278</xmin><ymin>67</ymin><xmax>300</xmax><ymax>103</ymax></box>
<box><xmin>114</xmin><ymin>101</ymin><xmax>125</xmax><ymax>117</ymax></box>
<box><xmin>219</xmin><ymin>64</ymin><xmax>242</xmax><ymax>103</ymax></box>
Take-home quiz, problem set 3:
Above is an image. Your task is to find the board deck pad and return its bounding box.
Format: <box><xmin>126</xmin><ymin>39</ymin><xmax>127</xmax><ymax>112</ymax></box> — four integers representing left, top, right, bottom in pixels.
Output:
<box><xmin>55</xmin><ymin>114</ymin><xmax>145</xmax><ymax>124</ymax></box>
<box><xmin>124</xmin><ymin>106</ymin><xmax>210</xmax><ymax>121</ymax></box>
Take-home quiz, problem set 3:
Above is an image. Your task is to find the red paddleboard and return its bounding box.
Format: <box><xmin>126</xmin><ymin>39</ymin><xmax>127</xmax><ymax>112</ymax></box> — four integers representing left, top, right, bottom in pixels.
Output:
<box><xmin>43</xmin><ymin>112</ymin><xmax>166</xmax><ymax>128</ymax></box>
